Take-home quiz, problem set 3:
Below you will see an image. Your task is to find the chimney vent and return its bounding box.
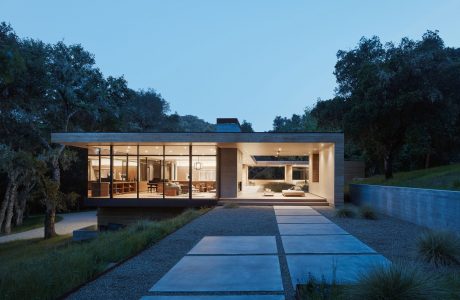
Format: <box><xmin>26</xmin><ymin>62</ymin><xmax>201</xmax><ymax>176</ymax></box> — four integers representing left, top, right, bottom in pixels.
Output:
<box><xmin>215</xmin><ymin>118</ymin><xmax>241</xmax><ymax>132</ymax></box>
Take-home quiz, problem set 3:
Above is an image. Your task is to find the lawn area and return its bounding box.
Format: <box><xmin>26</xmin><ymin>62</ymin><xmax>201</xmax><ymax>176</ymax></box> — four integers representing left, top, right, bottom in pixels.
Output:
<box><xmin>0</xmin><ymin>215</ymin><xmax>63</xmax><ymax>236</ymax></box>
<box><xmin>352</xmin><ymin>164</ymin><xmax>460</xmax><ymax>191</ymax></box>
<box><xmin>0</xmin><ymin>208</ymin><xmax>209</xmax><ymax>300</ymax></box>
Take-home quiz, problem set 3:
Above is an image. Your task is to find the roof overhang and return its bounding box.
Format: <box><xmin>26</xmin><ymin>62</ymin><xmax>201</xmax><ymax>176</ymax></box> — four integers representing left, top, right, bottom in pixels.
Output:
<box><xmin>51</xmin><ymin>132</ymin><xmax>344</xmax><ymax>148</ymax></box>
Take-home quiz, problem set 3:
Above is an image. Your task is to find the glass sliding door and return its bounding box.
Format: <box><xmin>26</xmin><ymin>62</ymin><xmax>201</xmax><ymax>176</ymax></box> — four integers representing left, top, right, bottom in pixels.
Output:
<box><xmin>111</xmin><ymin>146</ymin><xmax>138</xmax><ymax>198</ymax></box>
<box><xmin>139</xmin><ymin>145</ymin><xmax>164</xmax><ymax>198</ymax></box>
<box><xmin>87</xmin><ymin>144</ymin><xmax>217</xmax><ymax>200</ymax></box>
<box><xmin>191</xmin><ymin>146</ymin><xmax>217</xmax><ymax>199</ymax></box>
<box><xmin>164</xmin><ymin>146</ymin><xmax>190</xmax><ymax>198</ymax></box>
<box><xmin>87</xmin><ymin>146</ymin><xmax>110</xmax><ymax>198</ymax></box>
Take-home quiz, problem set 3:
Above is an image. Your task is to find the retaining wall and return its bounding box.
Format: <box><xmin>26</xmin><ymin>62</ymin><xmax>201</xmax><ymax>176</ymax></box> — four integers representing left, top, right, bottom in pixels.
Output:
<box><xmin>349</xmin><ymin>184</ymin><xmax>460</xmax><ymax>231</ymax></box>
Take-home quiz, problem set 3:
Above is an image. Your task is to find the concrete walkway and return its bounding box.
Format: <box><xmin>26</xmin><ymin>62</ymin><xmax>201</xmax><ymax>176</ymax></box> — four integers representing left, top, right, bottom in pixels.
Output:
<box><xmin>67</xmin><ymin>206</ymin><xmax>389</xmax><ymax>300</ymax></box>
<box><xmin>143</xmin><ymin>206</ymin><xmax>389</xmax><ymax>299</ymax></box>
<box><xmin>0</xmin><ymin>210</ymin><xmax>97</xmax><ymax>243</ymax></box>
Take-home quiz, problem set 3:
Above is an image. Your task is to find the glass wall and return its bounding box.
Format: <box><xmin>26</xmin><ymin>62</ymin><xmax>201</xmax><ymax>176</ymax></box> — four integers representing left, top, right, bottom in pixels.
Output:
<box><xmin>293</xmin><ymin>166</ymin><xmax>308</xmax><ymax>181</ymax></box>
<box><xmin>164</xmin><ymin>146</ymin><xmax>190</xmax><ymax>198</ymax></box>
<box><xmin>88</xmin><ymin>145</ymin><xmax>216</xmax><ymax>199</ymax></box>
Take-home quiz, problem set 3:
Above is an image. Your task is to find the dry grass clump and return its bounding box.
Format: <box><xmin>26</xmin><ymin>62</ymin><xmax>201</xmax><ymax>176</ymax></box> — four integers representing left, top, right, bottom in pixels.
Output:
<box><xmin>417</xmin><ymin>230</ymin><xmax>460</xmax><ymax>267</ymax></box>
<box><xmin>359</xmin><ymin>205</ymin><xmax>378</xmax><ymax>220</ymax></box>
<box><xmin>335</xmin><ymin>206</ymin><xmax>356</xmax><ymax>218</ymax></box>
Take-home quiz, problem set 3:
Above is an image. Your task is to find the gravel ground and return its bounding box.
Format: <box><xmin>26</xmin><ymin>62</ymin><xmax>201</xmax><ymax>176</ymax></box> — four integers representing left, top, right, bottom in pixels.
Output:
<box><xmin>316</xmin><ymin>205</ymin><xmax>460</xmax><ymax>274</ymax></box>
<box><xmin>67</xmin><ymin>205</ymin><xmax>458</xmax><ymax>300</ymax></box>
<box><xmin>67</xmin><ymin>206</ymin><xmax>295</xmax><ymax>300</ymax></box>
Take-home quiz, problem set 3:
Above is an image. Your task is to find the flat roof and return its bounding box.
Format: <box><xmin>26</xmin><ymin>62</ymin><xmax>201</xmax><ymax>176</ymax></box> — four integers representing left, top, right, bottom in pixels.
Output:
<box><xmin>51</xmin><ymin>132</ymin><xmax>343</xmax><ymax>147</ymax></box>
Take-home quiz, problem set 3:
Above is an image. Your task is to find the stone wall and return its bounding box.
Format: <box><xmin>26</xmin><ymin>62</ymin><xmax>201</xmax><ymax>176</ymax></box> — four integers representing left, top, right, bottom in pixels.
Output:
<box><xmin>350</xmin><ymin>184</ymin><xmax>460</xmax><ymax>231</ymax></box>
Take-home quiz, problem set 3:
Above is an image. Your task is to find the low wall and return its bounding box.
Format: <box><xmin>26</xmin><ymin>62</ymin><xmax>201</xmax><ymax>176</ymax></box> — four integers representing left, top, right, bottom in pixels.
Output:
<box><xmin>350</xmin><ymin>184</ymin><xmax>460</xmax><ymax>232</ymax></box>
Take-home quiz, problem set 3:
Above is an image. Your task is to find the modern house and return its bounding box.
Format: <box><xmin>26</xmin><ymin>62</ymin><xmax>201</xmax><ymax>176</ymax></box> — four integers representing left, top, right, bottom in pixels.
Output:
<box><xmin>52</xmin><ymin>118</ymin><xmax>344</xmax><ymax>226</ymax></box>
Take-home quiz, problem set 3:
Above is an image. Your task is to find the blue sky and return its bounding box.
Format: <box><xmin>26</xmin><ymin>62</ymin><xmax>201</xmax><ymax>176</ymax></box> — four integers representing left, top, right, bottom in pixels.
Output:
<box><xmin>2</xmin><ymin>1</ymin><xmax>460</xmax><ymax>131</ymax></box>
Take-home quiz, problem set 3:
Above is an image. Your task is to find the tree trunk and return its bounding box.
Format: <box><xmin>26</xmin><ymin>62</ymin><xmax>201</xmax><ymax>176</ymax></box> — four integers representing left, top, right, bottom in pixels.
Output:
<box><xmin>15</xmin><ymin>183</ymin><xmax>32</xmax><ymax>227</ymax></box>
<box><xmin>44</xmin><ymin>159</ymin><xmax>60</xmax><ymax>239</ymax></box>
<box><xmin>4</xmin><ymin>182</ymin><xmax>18</xmax><ymax>234</ymax></box>
<box><xmin>384</xmin><ymin>154</ymin><xmax>393</xmax><ymax>179</ymax></box>
<box><xmin>425</xmin><ymin>152</ymin><xmax>431</xmax><ymax>169</ymax></box>
<box><xmin>44</xmin><ymin>207</ymin><xmax>56</xmax><ymax>239</ymax></box>
<box><xmin>0</xmin><ymin>180</ymin><xmax>13</xmax><ymax>232</ymax></box>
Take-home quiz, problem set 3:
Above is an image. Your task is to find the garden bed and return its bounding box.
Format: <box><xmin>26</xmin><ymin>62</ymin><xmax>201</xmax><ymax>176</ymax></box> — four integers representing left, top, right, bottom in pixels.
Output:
<box><xmin>294</xmin><ymin>205</ymin><xmax>460</xmax><ymax>299</ymax></box>
<box><xmin>0</xmin><ymin>208</ymin><xmax>208</xmax><ymax>300</ymax></box>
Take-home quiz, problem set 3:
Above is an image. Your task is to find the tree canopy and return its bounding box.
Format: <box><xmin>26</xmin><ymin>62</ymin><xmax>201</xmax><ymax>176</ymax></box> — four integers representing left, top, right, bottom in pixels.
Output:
<box><xmin>0</xmin><ymin>22</ymin><xmax>215</xmax><ymax>235</ymax></box>
<box><xmin>273</xmin><ymin>31</ymin><xmax>460</xmax><ymax>178</ymax></box>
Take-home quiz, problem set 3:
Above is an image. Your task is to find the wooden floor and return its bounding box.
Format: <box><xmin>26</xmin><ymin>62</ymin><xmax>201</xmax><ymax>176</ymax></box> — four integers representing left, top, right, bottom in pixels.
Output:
<box><xmin>219</xmin><ymin>192</ymin><xmax>329</xmax><ymax>206</ymax></box>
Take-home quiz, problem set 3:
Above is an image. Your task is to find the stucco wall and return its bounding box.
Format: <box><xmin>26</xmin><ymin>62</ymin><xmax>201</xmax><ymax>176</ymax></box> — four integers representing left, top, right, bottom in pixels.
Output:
<box><xmin>350</xmin><ymin>184</ymin><xmax>460</xmax><ymax>231</ymax></box>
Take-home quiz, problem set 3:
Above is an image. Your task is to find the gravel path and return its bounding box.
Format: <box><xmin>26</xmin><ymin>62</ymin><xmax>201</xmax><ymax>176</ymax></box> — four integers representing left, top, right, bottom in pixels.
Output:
<box><xmin>315</xmin><ymin>206</ymin><xmax>460</xmax><ymax>274</ymax></box>
<box><xmin>67</xmin><ymin>206</ymin><xmax>292</xmax><ymax>300</ymax></box>
<box><xmin>67</xmin><ymin>205</ymin><xmax>458</xmax><ymax>300</ymax></box>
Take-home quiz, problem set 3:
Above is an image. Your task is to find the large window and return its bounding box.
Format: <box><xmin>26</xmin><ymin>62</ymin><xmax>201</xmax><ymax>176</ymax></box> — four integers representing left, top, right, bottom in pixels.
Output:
<box><xmin>293</xmin><ymin>167</ymin><xmax>308</xmax><ymax>181</ymax></box>
<box><xmin>248</xmin><ymin>166</ymin><xmax>285</xmax><ymax>180</ymax></box>
<box><xmin>87</xmin><ymin>145</ymin><xmax>216</xmax><ymax>199</ymax></box>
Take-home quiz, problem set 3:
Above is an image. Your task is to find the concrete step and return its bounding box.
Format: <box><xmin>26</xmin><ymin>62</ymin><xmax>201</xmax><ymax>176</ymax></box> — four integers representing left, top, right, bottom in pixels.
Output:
<box><xmin>218</xmin><ymin>199</ymin><xmax>329</xmax><ymax>207</ymax></box>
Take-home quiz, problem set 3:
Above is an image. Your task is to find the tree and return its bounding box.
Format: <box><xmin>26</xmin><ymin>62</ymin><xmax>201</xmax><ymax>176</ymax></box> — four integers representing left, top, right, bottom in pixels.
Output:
<box><xmin>272</xmin><ymin>108</ymin><xmax>318</xmax><ymax>132</ymax></box>
<box><xmin>335</xmin><ymin>31</ymin><xmax>460</xmax><ymax>178</ymax></box>
<box><xmin>240</xmin><ymin>120</ymin><xmax>254</xmax><ymax>132</ymax></box>
<box><xmin>0</xmin><ymin>145</ymin><xmax>37</xmax><ymax>233</ymax></box>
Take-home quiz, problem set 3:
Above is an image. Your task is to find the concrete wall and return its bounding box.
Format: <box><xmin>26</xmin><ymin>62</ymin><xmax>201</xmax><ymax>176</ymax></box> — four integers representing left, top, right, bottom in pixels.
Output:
<box><xmin>350</xmin><ymin>184</ymin><xmax>460</xmax><ymax>231</ymax></box>
<box><xmin>219</xmin><ymin>148</ymin><xmax>238</xmax><ymax>198</ymax></box>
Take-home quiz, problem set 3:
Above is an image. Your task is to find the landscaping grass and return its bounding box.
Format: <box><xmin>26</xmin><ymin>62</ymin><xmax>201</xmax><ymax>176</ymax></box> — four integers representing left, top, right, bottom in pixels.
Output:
<box><xmin>335</xmin><ymin>206</ymin><xmax>356</xmax><ymax>218</ymax></box>
<box><xmin>352</xmin><ymin>164</ymin><xmax>460</xmax><ymax>191</ymax></box>
<box><xmin>417</xmin><ymin>230</ymin><xmax>460</xmax><ymax>267</ymax></box>
<box><xmin>0</xmin><ymin>215</ymin><xmax>63</xmax><ymax>236</ymax></box>
<box><xmin>296</xmin><ymin>264</ymin><xmax>459</xmax><ymax>300</ymax></box>
<box><xmin>0</xmin><ymin>208</ymin><xmax>208</xmax><ymax>300</ymax></box>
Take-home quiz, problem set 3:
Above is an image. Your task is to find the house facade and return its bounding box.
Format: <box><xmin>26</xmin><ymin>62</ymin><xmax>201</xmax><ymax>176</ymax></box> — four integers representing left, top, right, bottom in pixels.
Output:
<box><xmin>52</xmin><ymin>119</ymin><xmax>344</xmax><ymax>224</ymax></box>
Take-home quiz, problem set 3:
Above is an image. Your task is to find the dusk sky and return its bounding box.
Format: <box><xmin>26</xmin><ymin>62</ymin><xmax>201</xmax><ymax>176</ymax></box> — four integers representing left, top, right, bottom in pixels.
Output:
<box><xmin>2</xmin><ymin>0</ymin><xmax>460</xmax><ymax>131</ymax></box>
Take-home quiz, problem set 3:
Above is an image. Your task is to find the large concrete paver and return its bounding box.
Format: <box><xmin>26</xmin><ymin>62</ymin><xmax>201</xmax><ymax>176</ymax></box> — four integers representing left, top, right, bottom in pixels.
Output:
<box><xmin>276</xmin><ymin>216</ymin><xmax>331</xmax><ymax>224</ymax></box>
<box><xmin>273</xmin><ymin>206</ymin><xmax>313</xmax><ymax>210</ymax></box>
<box><xmin>281</xmin><ymin>235</ymin><xmax>376</xmax><ymax>254</ymax></box>
<box><xmin>141</xmin><ymin>296</ymin><xmax>284</xmax><ymax>300</ymax></box>
<box><xmin>286</xmin><ymin>254</ymin><xmax>390</xmax><ymax>284</ymax></box>
<box><xmin>274</xmin><ymin>209</ymin><xmax>320</xmax><ymax>216</ymax></box>
<box><xmin>188</xmin><ymin>236</ymin><xmax>277</xmax><ymax>255</ymax></box>
<box><xmin>150</xmin><ymin>255</ymin><xmax>283</xmax><ymax>292</ymax></box>
<box><xmin>278</xmin><ymin>223</ymin><xmax>348</xmax><ymax>235</ymax></box>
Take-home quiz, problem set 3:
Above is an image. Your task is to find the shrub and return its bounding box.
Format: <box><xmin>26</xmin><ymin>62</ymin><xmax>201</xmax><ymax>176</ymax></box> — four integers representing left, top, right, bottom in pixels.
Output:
<box><xmin>452</xmin><ymin>179</ymin><xmax>460</xmax><ymax>189</ymax></box>
<box><xmin>335</xmin><ymin>206</ymin><xmax>356</xmax><ymax>218</ymax></box>
<box><xmin>296</xmin><ymin>273</ymin><xmax>344</xmax><ymax>300</ymax></box>
<box><xmin>223</xmin><ymin>202</ymin><xmax>239</xmax><ymax>209</ymax></box>
<box><xmin>263</xmin><ymin>182</ymin><xmax>294</xmax><ymax>192</ymax></box>
<box><xmin>417</xmin><ymin>230</ymin><xmax>460</xmax><ymax>266</ymax></box>
<box><xmin>347</xmin><ymin>263</ymin><xmax>448</xmax><ymax>300</ymax></box>
<box><xmin>359</xmin><ymin>205</ymin><xmax>377</xmax><ymax>220</ymax></box>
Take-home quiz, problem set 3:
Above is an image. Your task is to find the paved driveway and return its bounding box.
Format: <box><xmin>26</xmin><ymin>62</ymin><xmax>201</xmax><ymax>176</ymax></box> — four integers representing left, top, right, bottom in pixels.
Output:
<box><xmin>0</xmin><ymin>210</ymin><xmax>97</xmax><ymax>243</ymax></box>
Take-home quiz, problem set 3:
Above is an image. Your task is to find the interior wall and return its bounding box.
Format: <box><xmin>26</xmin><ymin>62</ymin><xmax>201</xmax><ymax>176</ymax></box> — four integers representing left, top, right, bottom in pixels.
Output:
<box><xmin>237</xmin><ymin>149</ymin><xmax>243</xmax><ymax>194</ymax></box>
<box><xmin>309</xmin><ymin>145</ymin><xmax>335</xmax><ymax>205</ymax></box>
